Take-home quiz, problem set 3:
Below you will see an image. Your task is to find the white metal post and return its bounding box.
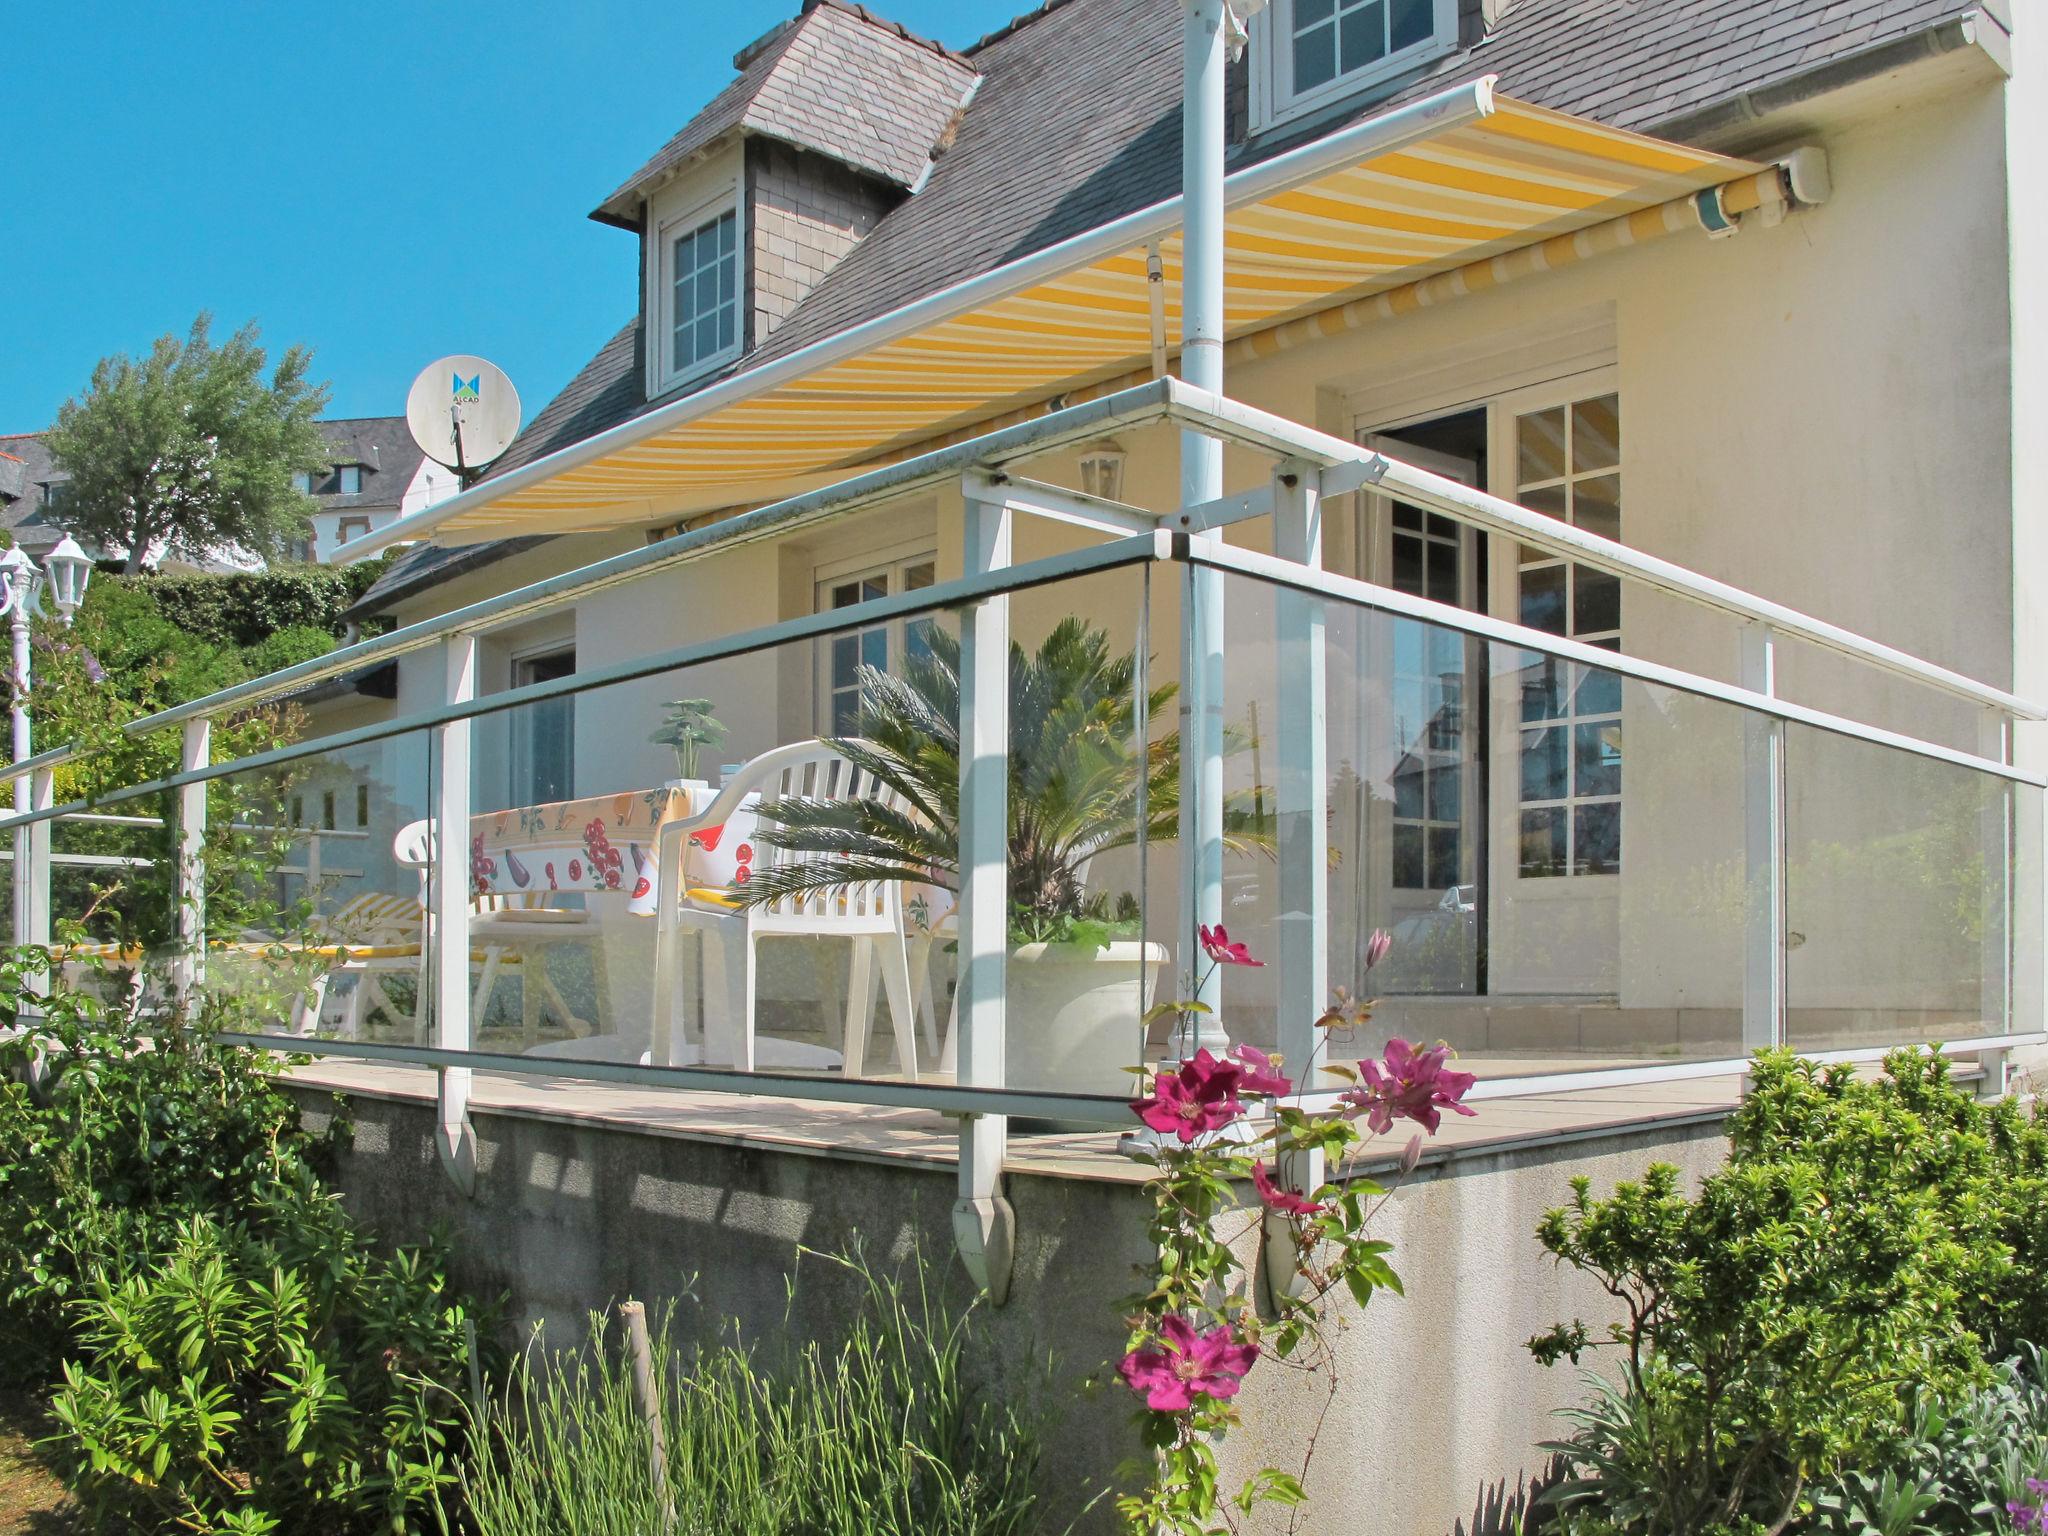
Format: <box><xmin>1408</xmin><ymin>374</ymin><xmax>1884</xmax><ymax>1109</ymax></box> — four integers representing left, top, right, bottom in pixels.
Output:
<box><xmin>1176</xmin><ymin>0</ymin><xmax>1230</xmax><ymax>1051</ymax></box>
<box><xmin>1265</xmin><ymin>461</ymin><xmax>1327</xmax><ymax>1300</ymax></box>
<box><xmin>1979</xmin><ymin>708</ymin><xmax>2015</xmax><ymax>1096</ymax></box>
<box><xmin>434</xmin><ymin>634</ymin><xmax>478</xmax><ymax>1194</ymax></box>
<box><xmin>9</xmin><ymin>600</ymin><xmax>30</xmax><ymax>948</ymax></box>
<box><xmin>174</xmin><ymin>718</ymin><xmax>211</xmax><ymax>1003</ymax></box>
<box><xmin>954</xmin><ymin>489</ymin><xmax>1016</xmax><ymax>1303</ymax></box>
<box><xmin>1740</xmin><ymin>622</ymin><xmax>1785</xmax><ymax>1054</ymax></box>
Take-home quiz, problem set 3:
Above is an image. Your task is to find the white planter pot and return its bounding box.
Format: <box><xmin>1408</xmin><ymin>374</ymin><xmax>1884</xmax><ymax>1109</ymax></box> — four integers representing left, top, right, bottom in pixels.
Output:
<box><xmin>1005</xmin><ymin>939</ymin><xmax>1168</xmax><ymax>1099</ymax></box>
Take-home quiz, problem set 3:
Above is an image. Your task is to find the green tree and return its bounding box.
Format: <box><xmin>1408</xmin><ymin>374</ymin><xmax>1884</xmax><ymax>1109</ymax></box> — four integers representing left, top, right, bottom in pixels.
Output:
<box><xmin>46</xmin><ymin>313</ymin><xmax>330</xmax><ymax>572</ymax></box>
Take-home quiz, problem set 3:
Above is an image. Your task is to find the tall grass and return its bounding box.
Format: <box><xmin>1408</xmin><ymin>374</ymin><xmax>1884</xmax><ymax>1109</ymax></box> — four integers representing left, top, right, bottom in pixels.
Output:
<box><xmin>459</xmin><ymin>1249</ymin><xmax>1053</xmax><ymax>1536</ymax></box>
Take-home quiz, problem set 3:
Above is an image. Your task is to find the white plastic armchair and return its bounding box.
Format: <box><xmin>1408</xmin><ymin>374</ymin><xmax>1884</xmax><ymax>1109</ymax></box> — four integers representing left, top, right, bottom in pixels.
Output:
<box><xmin>650</xmin><ymin>740</ymin><xmax>919</xmax><ymax>1079</ymax></box>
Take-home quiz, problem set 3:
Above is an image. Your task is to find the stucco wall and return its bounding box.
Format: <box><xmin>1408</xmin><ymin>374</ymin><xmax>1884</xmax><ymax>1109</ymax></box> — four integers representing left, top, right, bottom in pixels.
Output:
<box><xmin>294</xmin><ymin>1083</ymin><xmax>1731</xmax><ymax>1535</ymax></box>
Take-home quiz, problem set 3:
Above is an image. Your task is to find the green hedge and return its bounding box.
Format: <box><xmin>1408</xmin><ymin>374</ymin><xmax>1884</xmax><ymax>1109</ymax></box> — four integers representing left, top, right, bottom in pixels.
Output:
<box><xmin>110</xmin><ymin>553</ymin><xmax>395</xmax><ymax>649</ymax></box>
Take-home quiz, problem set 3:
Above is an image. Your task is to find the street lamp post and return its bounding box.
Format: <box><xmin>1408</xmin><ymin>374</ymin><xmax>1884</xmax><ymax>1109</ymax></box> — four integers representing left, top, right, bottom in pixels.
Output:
<box><xmin>0</xmin><ymin>536</ymin><xmax>94</xmax><ymax>942</ymax></box>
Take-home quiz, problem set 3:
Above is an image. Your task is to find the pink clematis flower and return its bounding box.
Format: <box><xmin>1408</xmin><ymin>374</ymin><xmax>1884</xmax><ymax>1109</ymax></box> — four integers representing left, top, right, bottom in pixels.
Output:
<box><xmin>1339</xmin><ymin>1038</ymin><xmax>1478</xmax><ymax>1135</ymax></box>
<box><xmin>1118</xmin><ymin>1315</ymin><xmax>1259</xmax><ymax>1410</ymax></box>
<box><xmin>1198</xmin><ymin>924</ymin><xmax>1264</xmax><ymax>967</ymax></box>
<box><xmin>1251</xmin><ymin>1160</ymin><xmax>1326</xmax><ymax>1218</ymax></box>
<box><xmin>1365</xmin><ymin>927</ymin><xmax>1393</xmax><ymax>970</ymax></box>
<box><xmin>1129</xmin><ymin>1049</ymin><xmax>1245</xmax><ymax>1142</ymax></box>
<box><xmin>1227</xmin><ymin>1043</ymin><xmax>1292</xmax><ymax>1098</ymax></box>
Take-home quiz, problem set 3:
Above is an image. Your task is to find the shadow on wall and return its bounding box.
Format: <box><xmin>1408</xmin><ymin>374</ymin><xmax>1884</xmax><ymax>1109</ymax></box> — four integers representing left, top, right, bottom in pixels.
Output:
<box><xmin>1456</xmin><ymin>1465</ymin><xmax>1557</xmax><ymax>1536</ymax></box>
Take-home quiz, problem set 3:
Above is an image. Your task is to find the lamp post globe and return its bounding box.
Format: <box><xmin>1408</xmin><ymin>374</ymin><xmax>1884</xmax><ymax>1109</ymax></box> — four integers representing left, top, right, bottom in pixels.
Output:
<box><xmin>41</xmin><ymin>536</ymin><xmax>92</xmax><ymax>627</ymax></box>
<box><xmin>0</xmin><ymin>547</ymin><xmax>33</xmax><ymax>622</ymax></box>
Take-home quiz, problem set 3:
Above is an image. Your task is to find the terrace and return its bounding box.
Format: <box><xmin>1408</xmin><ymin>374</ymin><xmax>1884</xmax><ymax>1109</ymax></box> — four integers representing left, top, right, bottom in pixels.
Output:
<box><xmin>4</xmin><ymin>375</ymin><xmax>2038</xmax><ymax>1299</ymax></box>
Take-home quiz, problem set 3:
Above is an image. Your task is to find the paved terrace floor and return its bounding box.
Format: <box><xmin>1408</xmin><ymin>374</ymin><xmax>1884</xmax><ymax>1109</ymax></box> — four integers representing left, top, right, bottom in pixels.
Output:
<box><xmin>286</xmin><ymin>1057</ymin><xmax>1749</xmax><ymax>1185</ymax></box>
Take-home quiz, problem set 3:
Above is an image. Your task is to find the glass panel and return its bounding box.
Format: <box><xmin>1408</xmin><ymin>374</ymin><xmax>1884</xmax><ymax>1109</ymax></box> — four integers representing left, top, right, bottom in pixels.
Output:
<box><xmin>1517</xmin><ymin>407</ymin><xmax>1567</xmax><ymax>484</ymax></box>
<box><xmin>187</xmin><ymin>728</ymin><xmax>435</xmax><ymax>1043</ymax></box>
<box><xmin>1574</xmin><ymin>721</ymin><xmax>1622</xmax><ymax>797</ymax></box>
<box><xmin>1339</xmin><ymin>0</ymin><xmax>1387</xmax><ymax>72</ymax></box>
<box><xmin>1573</xmin><ymin>569</ymin><xmax>1621</xmax><ymax>636</ymax></box>
<box><xmin>1573</xmin><ymin>803</ymin><xmax>1621</xmax><ymax>876</ymax></box>
<box><xmin>1576</xmin><ymin>474</ymin><xmax>1621</xmax><ymax>542</ymax></box>
<box><xmin>1520</xmin><ymin>727</ymin><xmax>1566</xmax><ymax>801</ymax></box>
<box><xmin>1518</xmin><ymin>807</ymin><xmax>1564</xmax><ymax>878</ymax></box>
<box><xmin>1293</xmin><ymin>20</ymin><xmax>1337</xmax><ymax>89</ymax></box>
<box><xmin>1785</xmin><ymin>723</ymin><xmax>2012</xmax><ymax>1053</ymax></box>
<box><xmin>1519</xmin><ymin>564</ymin><xmax>1566</xmax><ymax>634</ymax></box>
<box><xmin>1572</xmin><ymin>395</ymin><xmax>1621</xmax><ymax>471</ymax></box>
<box><xmin>1390</xmin><ymin>0</ymin><xmax>1433</xmax><ymax>50</ymax></box>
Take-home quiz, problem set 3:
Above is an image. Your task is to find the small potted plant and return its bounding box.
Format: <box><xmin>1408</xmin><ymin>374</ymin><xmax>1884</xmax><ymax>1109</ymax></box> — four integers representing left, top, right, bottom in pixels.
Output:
<box><xmin>649</xmin><ymin>699</ymin><xmax>726</xmax><ymax>793</ymax></box>
<box><xmin>736</xmin><ymin>619</ymin><xmax>1266</xmax><ymax>1094</ymax></box>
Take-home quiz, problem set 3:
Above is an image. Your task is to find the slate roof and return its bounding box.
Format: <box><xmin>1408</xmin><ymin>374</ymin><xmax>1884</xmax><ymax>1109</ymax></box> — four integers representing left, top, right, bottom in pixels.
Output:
<box><xmin>312</xmin><ymin>416</ymin><xmax>427</xmax><ymax>514</ymax></box>
<box><xmin>592</xmin><ymin>0</ymin><xmax>979</xmax><ymax>224</ymax></box>
<box><xmin>353</xmin><ymin>0</ymin><xmax>1992</xmax><ymax>618</ymax></box>
<box><xmin>0</xmin><ymin>433</ymin><xmax>69</xmax><ymax>552</ymax></box>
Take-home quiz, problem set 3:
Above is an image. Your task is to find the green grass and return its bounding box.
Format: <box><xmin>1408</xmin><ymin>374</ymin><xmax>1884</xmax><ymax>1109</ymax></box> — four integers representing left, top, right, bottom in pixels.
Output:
<box><xmin>460</xmin><ymin>1251</ymin><xmax>1060</xmax><ymax>1536</ymax></box>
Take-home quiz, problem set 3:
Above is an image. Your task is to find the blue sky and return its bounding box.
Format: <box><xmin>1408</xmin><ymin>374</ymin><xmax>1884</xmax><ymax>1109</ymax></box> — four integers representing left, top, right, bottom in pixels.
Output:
<box><xmin>1</xmin><ymin>1</ymin><xmax>1028</xmax><ymax>434</ymax></box>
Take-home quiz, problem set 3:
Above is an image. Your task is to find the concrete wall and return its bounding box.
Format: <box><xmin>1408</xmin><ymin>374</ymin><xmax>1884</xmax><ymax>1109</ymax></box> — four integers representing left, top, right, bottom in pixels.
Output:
<box><xmin>296</xmin><ymin>1083</ymin><xmax>1731</xmax><ymax>1535</ymax></box>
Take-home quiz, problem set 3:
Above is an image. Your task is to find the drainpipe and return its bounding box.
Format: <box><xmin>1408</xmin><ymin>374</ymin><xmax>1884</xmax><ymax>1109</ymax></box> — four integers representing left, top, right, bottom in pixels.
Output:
<box><xmin>1176</xmin><ymin>0</ymin><xmax>1231</xmax><ymax>1047</ymax></box>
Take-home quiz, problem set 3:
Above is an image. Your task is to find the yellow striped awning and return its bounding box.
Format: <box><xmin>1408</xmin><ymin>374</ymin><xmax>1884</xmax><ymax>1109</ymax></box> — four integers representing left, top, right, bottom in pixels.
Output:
<box><xmin>380</xmin><ymin>82</ymin><xmax>1760</xmax><ymax>548</ymax></box>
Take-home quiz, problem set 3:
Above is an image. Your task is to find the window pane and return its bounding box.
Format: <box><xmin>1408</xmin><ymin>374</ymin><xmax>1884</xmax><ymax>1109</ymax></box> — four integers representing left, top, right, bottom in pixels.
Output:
<box><xmin>1519</xmin><ymin>656</ymin><xmax>1566</xmax><ymax>723</ymax></box>
<box><xmin>1428</xmin><ymin>762</ymin><xmax>1460</xmax><ymax>821</ymax></box>
<box><xmin>1392</xmin><ymin>823</ymin><xmax>1425</xmax><ymax>889</ymax></box>
<box><xmin>831</xmin><ymin>581</ymin><xmax>859</xmax><ymax>609</ymax></box>
<box><xmin>717</xmin><ymin>307</ymin><xmax>735</xmax><ymax>352</ymax></box>
<box><xmin>1391</xmin><ymin>532</ymin><xmax>1423</xmax><ymax>595</ymax></box>
<box><xmin>697</xmin><ymin>269</ymin><xmax>718</xmax><ymax>310</ymax></box>
<box><xmin>1574</xmin><ymin>803</ymin><xmax>1621</xmax><ymax>875</ymax></box>
<box><xmin>1293</xmin><ymin>20</ymin><xmax>1337</xmax><ymax>89</ymax></box>
<box><xmin>673</xmin><ymin>230</ymin><xmax>695</xmax><ymax>276</ymax></box>
<box><xmin>1519</xmin><ymin>564</ymin><xmax>1567</xmax><ymax>634</ymax></box>
<box><xmin>1339</xmin><ymin>0</ymin><xmax>1387</xmax><ymax>73</ymax></box>
<box><xmin>1523</xmin><ymin>483</ymin><xmax>1567</xmax><ymax>522</ymax></box>
<box><xmin>696</xmin><ymin>315</ymin><xmax>718</xmax><ymax>356</ymax></box>
<box><xmin>1573</xmin><ymin>569</ymin><xmax>1621</xmax><ymax>635</ymax></box>
<box><xmin>1574</xmin><ymin>721</ymin><xmax>1622</xmax><ymax>797</ymax></box>
<box><xmin>1573</xmin><ymin>394</ymin><xmax>1620</xmax><ymax>471</ymax></box>
<box><xmin>1519</xmin><ymin>808</ymin><xmax>1566</xmax><ymax>878</ymax></box>
<box><xmin>1393</xmin><ymin>756</ymin><xmax>1424</xmax><ymax>818</ymax></box>
<box><xmin>1426</xmin><ymin>824</ymin><xmax>1460</xmax><ymax>889</ymax></box>
<box><xmin>904</xmin><ymin>561</ymin><xmax>936</xmax><ymax>591</ymax></box>
<box><xmin>831</xmin><ymin>690</ymin><xmax>859</xmax><ymax>736</ymax></box>
<box><xmin>719</xmin><ymin>258</ymin><xmax>736</xmax><ymax>303</ymax></box>
<box><xmin>1390</xmin><ymin>0</ymin><xmax>1432</xmax><ymax>50</ymax></box>
<box><xmin>1576</xmin><ymin>474</ymin><xmax>1621</xmax><ymax>542</ymax></box>
<box><xmin>861</xmin><ymin>627</ymin><xmax>888</xmax><ymax>672</ymax></box>
<box><xmin>1517</xmin><ymin>407</ymin><xmax>1567</xmax><ymax>483</ymax></box>
<box><xmin>1426</xmin><ymin>546</ymin><xmax>1458</xmax><ymax>605</ymax></box>
<box><xmin>1575</xmin><ymin>661</ymin><xmax>1622</xmax><ymax>717</ymax></box>
<box><xmin>1520</xmin><ymin>727</ymin><xmax>1566</xmax><ymax>801</ymax></box>
<box><xmin>717</xmin><ymin>210</ymin><xmax>735</xmax><ymax>254</ymax></box>
<box><xmin>831</xmin><ymin>634</ymin><xmax>858</xmax><ymax>686</ymax></box>
<box><xmin>1296</xmin><ymin>0</ymin><xmax>1335</xmax><ymax>22</ymax></box>
<box><xmin>1424</xmin><ymin>510</ymin><xmax>1457</xmax><ymax>541</ymax></box>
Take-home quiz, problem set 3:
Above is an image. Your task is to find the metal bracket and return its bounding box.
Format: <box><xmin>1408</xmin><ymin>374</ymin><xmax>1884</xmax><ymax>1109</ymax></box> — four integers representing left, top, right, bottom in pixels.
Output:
<box><xmin>952</xmin><ymin>1186</ymin><xmax>1017</xmax><ymax>1306</ymax></box>
<box><xmin>437</xmin><ymin>1066</ymin><xmax>478</xmax><ymax>1197</ymax></box>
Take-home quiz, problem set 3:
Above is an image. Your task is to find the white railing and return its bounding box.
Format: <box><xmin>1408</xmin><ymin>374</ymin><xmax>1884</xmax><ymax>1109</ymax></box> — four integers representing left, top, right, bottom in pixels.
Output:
<box><xmin>3</xmin><ymin>384</ymin><xmax>2039</xmax><ymax>1274</ymax></box>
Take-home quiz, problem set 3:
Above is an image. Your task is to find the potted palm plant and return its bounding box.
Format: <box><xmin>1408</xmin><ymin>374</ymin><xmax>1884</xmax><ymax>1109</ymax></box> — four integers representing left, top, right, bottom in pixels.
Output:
<box><xmin>649</xmin><ymin>699</ymin><xmax>727</xmax><ymax>792</ymax></box>
<box><xmin>736</xmin><ymin>618</ymin><xmax>1190</xmax><ymax>1094</ymax></box>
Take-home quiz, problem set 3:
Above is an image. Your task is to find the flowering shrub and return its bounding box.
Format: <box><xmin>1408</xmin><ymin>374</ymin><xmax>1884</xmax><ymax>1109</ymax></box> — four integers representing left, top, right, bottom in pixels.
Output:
<box><xmin>1116</xmin><ymin>930</ymin><xmax>1474</xmax><ymax>1533</ymax></box>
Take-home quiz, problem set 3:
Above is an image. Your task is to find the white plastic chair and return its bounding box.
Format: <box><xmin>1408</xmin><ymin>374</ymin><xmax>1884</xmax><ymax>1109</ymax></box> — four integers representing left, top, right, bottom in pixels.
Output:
<box><xmin>651</xmin><ymin>741</ymin><xmax>919</xmax><ymax>1079</ymax></box>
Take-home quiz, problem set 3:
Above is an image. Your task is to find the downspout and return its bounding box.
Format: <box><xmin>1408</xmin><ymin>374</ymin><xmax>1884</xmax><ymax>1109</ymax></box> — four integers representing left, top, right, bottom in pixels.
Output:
<box><xmin>1177</xmin><ymin>0</ymin><xmax>1232</xmax><ymax>1044</ymax></box>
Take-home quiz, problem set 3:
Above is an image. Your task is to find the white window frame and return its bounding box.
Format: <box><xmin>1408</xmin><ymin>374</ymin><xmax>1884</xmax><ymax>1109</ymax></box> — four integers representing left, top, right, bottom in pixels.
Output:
<box><xmin>812</xmin><ymin>544</ymin><xmax>938</xmax><ymax>736</ymax></box>
<box><xmin>1249</xmin><ymin>0</ymin><xmax>1459</xmax><ymax>134</ymax></box>
<box><xmin>651</xmin><ymin>181</ymin><xmax>745</xmax><ymax>397</ymax></box>
<box><xmin>1486</xmin><ymin>374</ymin><xmax>1624</xmax><ymax>885</ymax></box>
<box><xmin>508</xmin><ymin>641</ymin><xmax>578</xmax><ymax>808</ymax></box>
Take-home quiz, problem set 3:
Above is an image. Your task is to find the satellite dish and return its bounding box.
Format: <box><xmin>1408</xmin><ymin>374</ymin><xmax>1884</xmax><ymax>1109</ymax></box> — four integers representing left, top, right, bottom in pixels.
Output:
<box><xmin>406</xmin><ymin>355</ymin><xmax>521</xmax><ymax>484</ymax></box>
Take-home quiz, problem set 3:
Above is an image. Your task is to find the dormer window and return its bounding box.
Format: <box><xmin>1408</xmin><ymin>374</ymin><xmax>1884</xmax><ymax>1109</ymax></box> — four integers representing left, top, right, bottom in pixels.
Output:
<box><xmin>670</xmin><ymin>205</ymin><xmax>740</xmax><ymax>378</ymax></box>
<box><xmin>337</xmin><ymin>465</ymin><xmax>363</xmax><ymax>495</ymax></box>
<box><xmin>646</xmin><ymin>157</ymin><xmax>745</xmax><ymax>397</ymax></box>
<box><xmin>1252</xmin><ymin>0</ymin><xmax>1457</xmax><ymax>131</ymax></box>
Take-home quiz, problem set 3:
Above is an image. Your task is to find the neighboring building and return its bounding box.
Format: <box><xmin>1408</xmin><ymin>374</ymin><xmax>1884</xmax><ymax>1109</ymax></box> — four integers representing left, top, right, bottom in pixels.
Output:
<box><xmin>2</xmin><ymin>415</ymin><xmax>450</xmax><ymax>568</ymax></box>
<box><xmin>0</xmin><ymin>433</ymin><xmax>85</xmax><ymax>563</ymax></box>
<box><xmin>296</xmin><ymin>416</ymin><xmax>456</xmax><ymax>564</ymax></box>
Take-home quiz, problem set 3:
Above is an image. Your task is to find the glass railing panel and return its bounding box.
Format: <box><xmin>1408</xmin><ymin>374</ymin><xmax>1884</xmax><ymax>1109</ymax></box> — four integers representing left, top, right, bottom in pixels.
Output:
<box><xmin>1785</xmin><ymin>721</ymin><xmax>2015</xmax><ymax>1052</ymax></box>
<box><xmin>190</xmin><ymin>728</ymin><xmax>434</xmax><ymax>1042</ymax></box>
<box><xmin>993</xmin><ymin>561</ymin><xmax>1164</xmax><ymax>1101</ymax></box>
<box><xmin>1205</xmin><ymin>565</ymin><xmax>1753</xmax><ymax>1084</ymax></box>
